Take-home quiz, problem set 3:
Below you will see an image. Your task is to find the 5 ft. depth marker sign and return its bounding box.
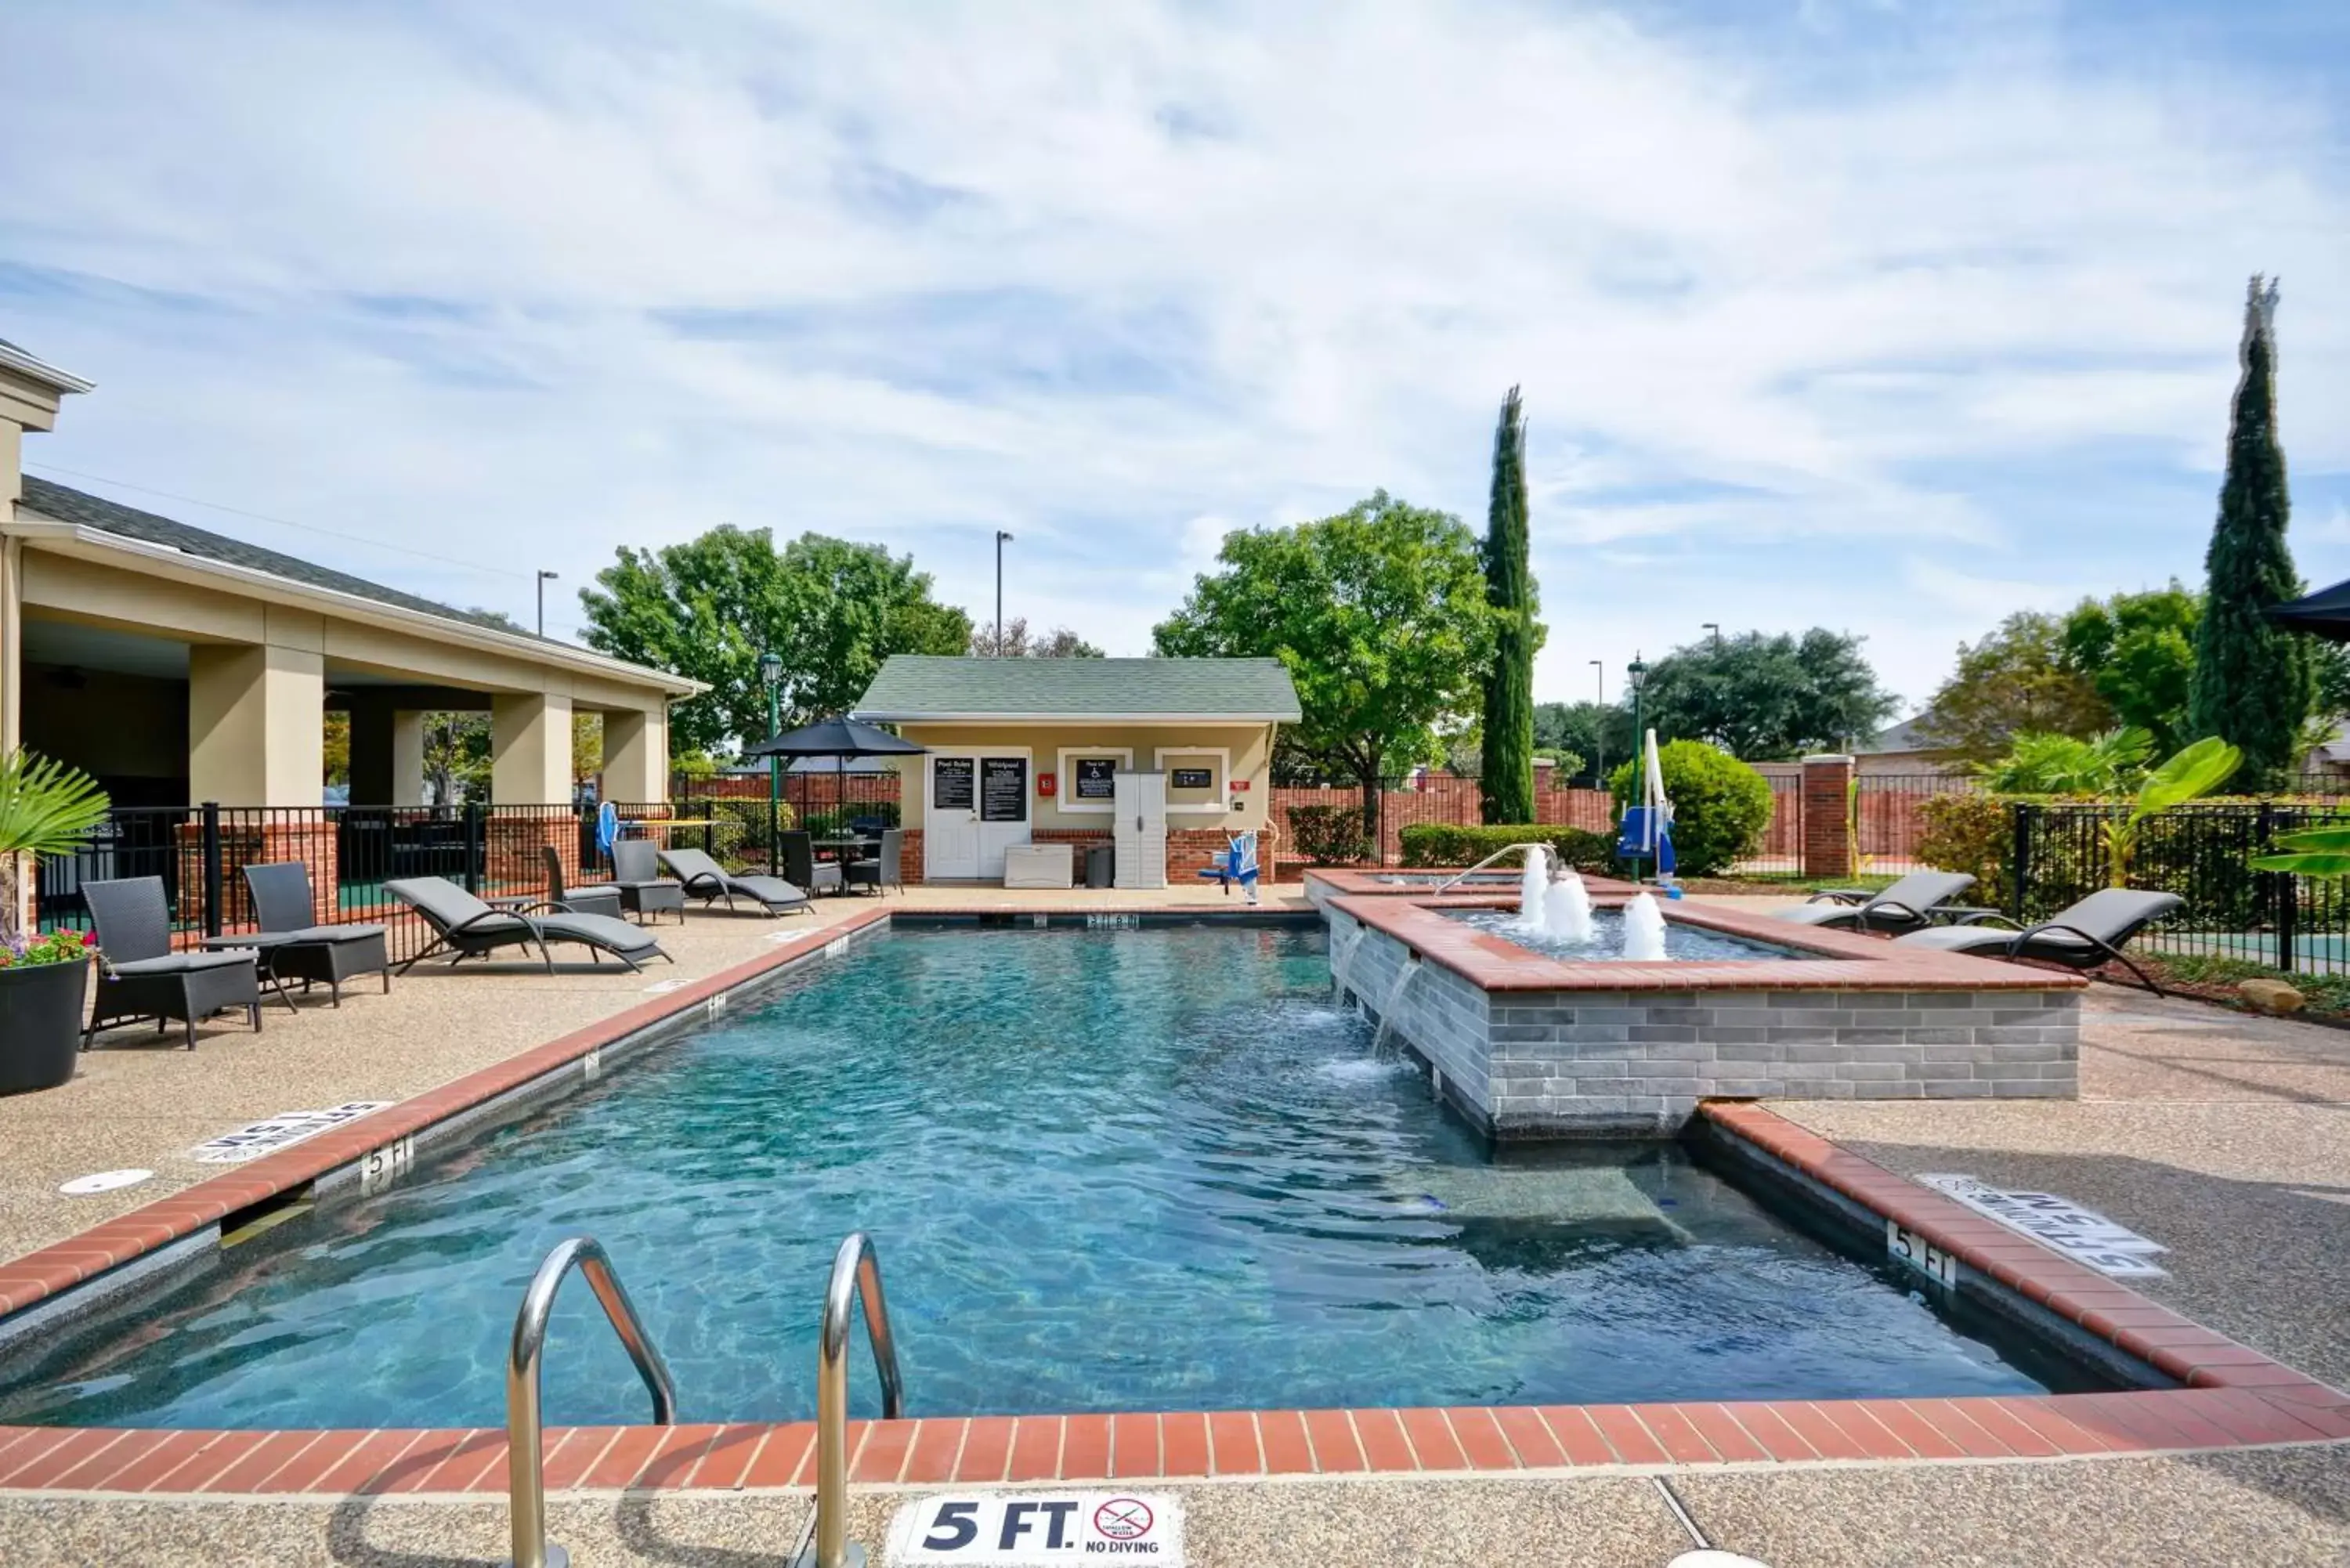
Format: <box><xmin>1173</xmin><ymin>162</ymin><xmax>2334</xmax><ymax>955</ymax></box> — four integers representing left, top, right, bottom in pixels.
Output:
<box><xmin>887</xmin><ymin>1493</ymin><xmax>1183</xmax><ymax>1565</ymax></box>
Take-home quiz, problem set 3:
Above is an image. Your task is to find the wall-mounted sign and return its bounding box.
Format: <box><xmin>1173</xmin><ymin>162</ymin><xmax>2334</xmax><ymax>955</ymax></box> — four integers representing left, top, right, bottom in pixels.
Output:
<box><xmin>1072</xmin><ymin>758</ymin><xmax>1119</xmax><ymax>800</ymax></box>
<box><xmin>1228</xmin><ymin>779</ymin><xmax>1250</xmax><ymax>792</ymax></box>
<box><xmin>1171</xmin><ymin>768</ymin><xmax>1213</xmax><ymax>789</ymax></box>
<box><xmin>1036</xmin><ymin>772</ymin><xmax>1057</xmax><ymax>797</ymax></box>
<box><xmin>981</xmin><ymin>756</ymin><xmax>1029</xmax><ymax>822</ymax></box>
<box><xmin>933</xmin><ymin>756</ymin><xmax>974</xmax><ymax>811</ymax></box>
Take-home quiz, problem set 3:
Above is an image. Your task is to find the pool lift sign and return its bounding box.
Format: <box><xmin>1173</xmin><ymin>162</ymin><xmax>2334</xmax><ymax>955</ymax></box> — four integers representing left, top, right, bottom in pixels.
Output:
<box><xmin>888</xmin><ymin>1493</ymin><xmax>1182</xmax><ymax>1566</ymax></box>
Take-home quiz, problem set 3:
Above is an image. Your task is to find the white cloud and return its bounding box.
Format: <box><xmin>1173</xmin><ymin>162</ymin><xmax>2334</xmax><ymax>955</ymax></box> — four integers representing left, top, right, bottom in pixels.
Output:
<box><xmin>1</xmin><ymin>0</ymin><xmax>2345</xmax><ymax>695</ymax></box>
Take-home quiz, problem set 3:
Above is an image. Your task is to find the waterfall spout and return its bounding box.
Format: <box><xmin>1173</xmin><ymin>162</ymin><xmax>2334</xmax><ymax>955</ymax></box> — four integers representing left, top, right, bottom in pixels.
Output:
<box><xmin>1369</xmin><ymin>956</ymin><xmax>1422</xmax><ymax>1059</ymax></box>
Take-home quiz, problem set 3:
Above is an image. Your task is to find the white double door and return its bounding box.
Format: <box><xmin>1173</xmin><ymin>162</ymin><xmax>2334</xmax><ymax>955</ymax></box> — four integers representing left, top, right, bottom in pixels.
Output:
<box><xmin>924</xmin><ymin>750</ymin><xmax>1032</xmax><ymax>880</ymax></box>
<box><xmin>1113</xmin><ymin>769</ymin><xmax>1168</xmax><ymax>889</ymax></box>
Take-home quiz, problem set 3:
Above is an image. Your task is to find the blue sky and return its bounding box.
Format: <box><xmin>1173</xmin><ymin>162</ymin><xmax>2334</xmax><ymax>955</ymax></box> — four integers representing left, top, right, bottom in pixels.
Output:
<box><xmin>2</xmin><ymin>0</ymin><xmax>2346</xmax><ymax>716</ymax></box>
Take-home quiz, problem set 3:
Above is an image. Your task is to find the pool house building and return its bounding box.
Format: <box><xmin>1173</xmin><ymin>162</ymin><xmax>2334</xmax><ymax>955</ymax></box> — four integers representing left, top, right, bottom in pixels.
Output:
<box><xmin>851</xmin><ymin>655</ymin><xmax>1300</xmax><ymax>885</ymax></box>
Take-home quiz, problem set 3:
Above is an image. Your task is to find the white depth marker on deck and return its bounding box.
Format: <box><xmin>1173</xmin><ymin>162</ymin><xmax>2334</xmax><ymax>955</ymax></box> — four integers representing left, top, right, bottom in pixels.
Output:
<box><xmin>1917</xmin><ymin>1174</ymin><xmax>2167</xmax><ymax>1277</ymax></box>
<box><xmin>187</xmin><ymin>1103</ymin><xmax>391</xmax><ymax>1164</ymax></box>
<box><xmin>887</xmin><ymin>1493</ymin><xmax>1181</xmax><ymax>1566</ymax></box>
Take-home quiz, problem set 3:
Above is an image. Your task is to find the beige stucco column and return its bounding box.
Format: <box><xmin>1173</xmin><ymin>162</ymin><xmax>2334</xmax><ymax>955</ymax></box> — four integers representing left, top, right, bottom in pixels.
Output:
<box><xmin>392</xmin><ymin>710</ymin><xmax>426</xmax><ymax>806</ymax></box>
<box><xmin>600</xmin><ymin>706</ymin><xmax>667</xmax><ymax>804</ymax></box>
<box><xmin>189</xmin><ymin>641</ymin><xmax>327</xmax><ymax>806</ymax></box>
<box><xmin>0</xmin><ymin>534</ymin><xmax>21</xmax><ymax>760</ymax></box>
<box><xmin>491</xmin><ymin>692</ymin><xmax>573</xmax><ymax>804</ymax></box>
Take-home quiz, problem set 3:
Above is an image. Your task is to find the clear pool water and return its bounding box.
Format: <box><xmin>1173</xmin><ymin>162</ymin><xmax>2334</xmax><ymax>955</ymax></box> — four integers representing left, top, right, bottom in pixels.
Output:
<box><xmin>1448</xmin><ymin>906</ymin><xmax>1811</xmax><ymax>963</ymax></box>
<box><xmin>5</xmin><ymin>926</ymin><xmax>2069</xmax><ymax>1429</ymax></box>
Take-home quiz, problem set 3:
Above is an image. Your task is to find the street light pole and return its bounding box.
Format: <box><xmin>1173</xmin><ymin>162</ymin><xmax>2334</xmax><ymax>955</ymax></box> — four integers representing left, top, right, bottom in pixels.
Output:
<box><xmin>1702</xmin><ymin>622</ymin><xmax>1720</xmax><ymax>650</ymax></box>
<box><xmin>760</xmin><ymin>651</ymin><xmax>783</xmax><ymax>876</ymax></box>
<box><xmin>537</xmin><ymin>570</ymin><xmax>559</xmax><ymax>638</ymax></box>
<box><xmin>994</xmin><ymin>530</ymin><xmax>1014</xmax><ymax>654</ymax></box>
<box><xmin>1589</xmin><ymin>659</ymin><xmax>1604</xmax><ymax>789</ymax></box>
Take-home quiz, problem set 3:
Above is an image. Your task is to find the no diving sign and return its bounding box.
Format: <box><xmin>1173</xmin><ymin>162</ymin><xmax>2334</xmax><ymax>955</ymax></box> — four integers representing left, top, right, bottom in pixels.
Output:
<box><xmin>888</xmin><ymin>1494</ymin><xmax>1183</xmax><ymax>1565</ymax></box>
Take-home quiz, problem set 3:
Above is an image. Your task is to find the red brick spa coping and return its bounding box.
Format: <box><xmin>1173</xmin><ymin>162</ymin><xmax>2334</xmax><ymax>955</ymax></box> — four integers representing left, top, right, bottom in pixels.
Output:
<box><xmin>1</xmin><ymin>905</ymin><xmax>2341</xmax><ymax>1498</ymax></box>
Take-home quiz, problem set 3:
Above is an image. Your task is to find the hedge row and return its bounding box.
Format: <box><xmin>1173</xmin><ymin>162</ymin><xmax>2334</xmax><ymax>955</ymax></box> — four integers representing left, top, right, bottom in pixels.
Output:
<box><xmin>1398</xmin><ymin>823</ymin><xmax>1616</xmax><ymax>872</ymax></box>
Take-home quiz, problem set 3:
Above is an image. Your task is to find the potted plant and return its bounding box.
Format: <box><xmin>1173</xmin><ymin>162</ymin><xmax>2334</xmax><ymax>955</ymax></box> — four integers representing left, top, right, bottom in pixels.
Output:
<box><xmin>0</xmin><ymin>750</ymin><xmax>112</xmax><ymax>1094</ymax></box>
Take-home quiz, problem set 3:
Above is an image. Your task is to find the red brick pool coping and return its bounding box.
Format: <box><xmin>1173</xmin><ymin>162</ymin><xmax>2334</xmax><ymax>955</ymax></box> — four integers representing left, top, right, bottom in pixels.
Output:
<box><xmin>0</xmin><ymin>918</ymin><xmax>2341</xmax><ymax>1498</ymax></box>
<box><xmin>1326</xmin><ymin>888</ymin><xmax>2088</xmax><ymax>992</ymax></box>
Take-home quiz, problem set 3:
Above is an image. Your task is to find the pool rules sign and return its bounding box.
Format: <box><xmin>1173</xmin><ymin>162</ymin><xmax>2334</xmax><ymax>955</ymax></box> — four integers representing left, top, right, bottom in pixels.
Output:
<box><xmin>888</xmin><ymin>1494</ymin><xmax>1183</xmax><ymax>1566</ymax></box>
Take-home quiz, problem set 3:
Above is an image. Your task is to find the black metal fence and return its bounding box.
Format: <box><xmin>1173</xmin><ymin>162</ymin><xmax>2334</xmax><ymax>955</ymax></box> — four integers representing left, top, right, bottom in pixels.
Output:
<box><xmin>33</xmin><ymin>800</ymin><xmax>743</xmax><ymax>965</ymax></box>
<box><xmin>2011</xmin><ymin>800</ymin><xmax>2350</xmax><ymax>977</ymax></box>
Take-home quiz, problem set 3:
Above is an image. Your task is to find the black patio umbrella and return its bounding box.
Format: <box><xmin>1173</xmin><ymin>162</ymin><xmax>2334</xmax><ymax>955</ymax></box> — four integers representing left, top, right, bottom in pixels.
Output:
<box><xmin>2267</xmin><ymin>579</ymin><xmax>2350</xmax><ymax>642</ymax></box>
<box><xmin>740</xmin><ymin>717</ymin><xmax>924</xmax><ymax>874</ymax></box>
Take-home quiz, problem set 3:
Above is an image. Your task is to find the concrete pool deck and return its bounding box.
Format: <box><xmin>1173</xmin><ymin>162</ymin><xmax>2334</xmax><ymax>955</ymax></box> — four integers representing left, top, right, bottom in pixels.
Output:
<box><xmin>3</xmin><ymin>890</ymin><xmax>2350</xmax><ymax>1563</ymax></box>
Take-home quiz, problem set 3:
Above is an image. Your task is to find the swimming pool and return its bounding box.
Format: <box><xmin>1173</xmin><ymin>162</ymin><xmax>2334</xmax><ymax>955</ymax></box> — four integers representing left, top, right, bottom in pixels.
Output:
<box><xmin>2</xmin><ymin>925</ymin><xmax>2086</xmax><ymax>1429</ymax></box>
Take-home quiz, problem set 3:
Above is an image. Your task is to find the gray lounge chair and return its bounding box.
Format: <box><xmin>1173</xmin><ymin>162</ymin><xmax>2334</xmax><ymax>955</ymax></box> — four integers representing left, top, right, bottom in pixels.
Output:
<box><xmin>81</xmin><ymin>876</ymin><xmax>262</xmax><ymax>1050</ymax></box>
<box><xmin>656</xmin><ymin>846</ymin><xmax>812</xmax><ymax>916</ymax></box>
<box><xmin>199</xmin><ymin>861</ymin><xmax>391</xmax><ymax>1006</ymax></box>
<box><xmin>1773</xmin><ymin>871</ymin><xmax>1977</xmax><ymax>936</ymax></box>
<box><xmin>780</xmin><ymin>831</ymin><xmax>843</xmax><ymax>896</ymax></box>
<box><xmin>606</xmin><ymin>839</ymin><xmax>687</xmax><ymax>924</ymax></box>
<box><xmin>1893</xmin><ymin>887</ymin><xmax>2184</xmax><ymax>993</ymax></box>
<box><xmin>387</xmin><ymin>876</ymin><xmax>673</xmax><ymax>974</ymax></box>
<box><xmin>844</xmin><ymin>829</ymin><xmax>902</xmax><ymax>896</ymax></box>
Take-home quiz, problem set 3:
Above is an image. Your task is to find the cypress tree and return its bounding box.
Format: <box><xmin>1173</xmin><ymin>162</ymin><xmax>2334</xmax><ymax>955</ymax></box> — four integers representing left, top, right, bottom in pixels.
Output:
<box><xmin>1479</xmin><ymin>385</ymin><xmax>1538</xmax><ymax>822</ymax></box>
<box><xmin>2188</xmin><ymin>276</ymin><xmax>2312</xmax><ymax>790</ymax></box>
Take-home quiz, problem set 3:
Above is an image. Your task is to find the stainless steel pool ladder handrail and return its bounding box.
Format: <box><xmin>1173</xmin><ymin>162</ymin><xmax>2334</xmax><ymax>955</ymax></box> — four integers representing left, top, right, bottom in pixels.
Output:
<box><xmin>1433</xmin><ymin>841</ymin><xmax>1554</xmax><ymax>894</ymax></box>
<box><xmin>797</xmin><ymin>1231</ymin><xmax>907</xmax><ymax>1568</ymax></box>
<box><xmin>504</xmin><ymin>1236</ymin><xmax>678</xmax><ymax>1568</ymax></box>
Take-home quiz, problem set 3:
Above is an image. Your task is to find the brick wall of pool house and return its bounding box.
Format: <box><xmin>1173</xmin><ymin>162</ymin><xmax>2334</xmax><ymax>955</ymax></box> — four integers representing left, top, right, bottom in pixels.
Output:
<box><xmin>1325</xmin><ymin>892</ymin><xmax>2081</xmax><ymax>1138</ymax></box>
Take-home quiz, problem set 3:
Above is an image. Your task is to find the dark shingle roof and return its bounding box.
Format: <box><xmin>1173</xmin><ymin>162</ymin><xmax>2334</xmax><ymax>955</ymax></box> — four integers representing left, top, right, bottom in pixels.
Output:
<box><xmin>17</xmin><ymin>475</ymin><xmax>531</xmax><ymax>638</ymax></box>
<box><xmin>853</xmin><ymin>656</ymin><xmax>1301</xmax><ymax>721</ymax></box>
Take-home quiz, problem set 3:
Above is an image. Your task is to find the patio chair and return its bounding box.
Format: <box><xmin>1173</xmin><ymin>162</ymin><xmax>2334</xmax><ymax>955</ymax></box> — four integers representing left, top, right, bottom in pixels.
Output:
<box><xmin>1893</xmin><ymin>887</ymin><xmax>2184</xmax><ymax>993</ymax></box>
<box><xmin>526</xmin><ymin>844</ymin><xmax>624</xmax><ymax>922</ymax></box>
<box><xmin>779</xmin><ymin>830</ymin><xmax>844</xmax><ymax>895</ymax></box>
<box><xmin>605</xmin><ymin>838</ymin><xmax>687</xmax><ymax>924</ymax></box>
<box><xmin>386</xmin><ymin>876</ymin><xmax>673</xmax><ymax>974</ymax></box>
<box><xmin>1771</xmin><ymin>870</ymin><xmax>1977</xmax><ymax>936</ymax></box>
<box><xmin>198</xmin><ymin>861</ymin><xmax>391</xmax><ymax>1007</ymax></box>
<box><xmin>844</xmin><ymin>829</ymin><xmax>902</xmax><ymax>897</ymax></box>
<box><xmin>81</xmin><ymin>876</ymin><xmax>263</xmax><ymax>1051</ymax></box>
<box><xmin>656</xmin><ymin>846</ymin><xmax>812</xmax><ymax>916</ymax></box>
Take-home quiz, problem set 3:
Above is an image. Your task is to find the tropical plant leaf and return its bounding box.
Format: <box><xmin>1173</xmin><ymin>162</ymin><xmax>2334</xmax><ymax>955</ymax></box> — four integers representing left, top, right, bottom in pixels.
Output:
<box><xmin>2265</xmin><ymin>825</ymin><xmax>2350</xmax><ymax>856</ymax></box>
<box><xmin>2131</xmin><ymin>735</ymin><xmax>2243</xmax><ymax>819</ymax></box>
<box><xmin>2251</xmin><ymin>851</ymin><xmax>2350</xmax><ymax>876</ymax></box>
<box><xmin>0</xmin><ymin>750</ymin><xmax>113</xmax><ymax>860</ymax></box>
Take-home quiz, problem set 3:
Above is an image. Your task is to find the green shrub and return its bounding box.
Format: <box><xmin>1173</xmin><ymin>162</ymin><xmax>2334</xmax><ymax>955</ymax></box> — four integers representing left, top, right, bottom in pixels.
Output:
<box><xmin>1606</xmin><ymin>740</ymin><xmax>1770</xmax><ymax>876</ymax></box>
<box><xmin>1287</xmin><ymin>804</ymin><xmax>1372</xmax><ymax>865</ymax></box>
<box><xmin>1398</xmin><ymin>822</ymin><xmax>1615</xmax><ymax>872</ymax></box>
<box><xmin>1917</xmin><ymin>793</ymin><xmax>2014</xmax><ymax>909</ymax></box>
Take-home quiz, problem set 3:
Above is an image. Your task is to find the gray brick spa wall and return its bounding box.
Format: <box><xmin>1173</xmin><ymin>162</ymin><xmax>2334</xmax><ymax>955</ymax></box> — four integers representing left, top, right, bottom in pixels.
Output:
<box><xmin>1327</xmin><ymin>906</ymin><xmax>2081</xmax><ymax>1140</ymax></box>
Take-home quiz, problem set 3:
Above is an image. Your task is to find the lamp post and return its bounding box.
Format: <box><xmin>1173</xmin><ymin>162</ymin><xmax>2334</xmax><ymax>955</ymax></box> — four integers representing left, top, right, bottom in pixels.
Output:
<box><xmin>759</xmin><ymin>651</ymin><xmax>783</xmax><ymax>876</ymax></box>
<box><xmin>537</xmin><ymin>570</ymin><xmax>559</xmax><ymax>637</ymax></box>
<box><xmin>1702</xmin><ymin>622</ymin><xmax>1720</xmax><ymax>650</ymax></box>
<box><xmin>1589</xmin><ymin>659</ymin><xmax>1605</xmax><ymax>788</ymax></box>
<box><xmin>994</xmin><ymin>531</ymin><xmax>1014</xmax><ymax>654</ymax></box>
<box><xmin>1625</xmin><ymin>653</ymin><xmax>1650</xmax><ymax>882</ymax></box>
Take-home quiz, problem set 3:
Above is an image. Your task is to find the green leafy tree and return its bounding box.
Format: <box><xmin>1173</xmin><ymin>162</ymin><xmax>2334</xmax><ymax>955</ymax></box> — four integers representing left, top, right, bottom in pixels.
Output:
<box><xmin>2188</xmin><ymin>276</ymin><xmax>2314</xmax><ymax>790</ymax></box>
<box><xmin>1478</xmin><ymin>386</ymin><xmax>1539</xmax><ymax>822</ymax></box>
<box><xmin>580</xmin><ymin>526</ymin><xmax>971</xmax><ymax>757</ymax></box>
<box><xmin>1635</xmin><ymin>629</ymin><xmax>1898</xmax><ymax>761</ymax></box>
<box><xmin>1153</xmin><ymin>491</ymin><xmax>1497</xmax><ymax>836</ymax></box>
<box><xmin>1921</xmin><ymin>612</ymin><xmax>2115</xmax><ymax>764</ymax></box>
<box><xmin>1535</xmin><ymin>700</ymin><xmax>1636</xmax><ymax>783</ymax></box>
<box><xmin>969</xmin><ymin>617</ymin><xmax>1105</xmax><ymax>657</ymax></box>
<box><xmin>2059</xmin><ymin>586</ymin><xmax>2201</xmax><ymax>755</ymax></box>
<box><xmin>1605</xmin><ymin>739</ymin><xmax>1773</xmax><ymax>876</ymax></box>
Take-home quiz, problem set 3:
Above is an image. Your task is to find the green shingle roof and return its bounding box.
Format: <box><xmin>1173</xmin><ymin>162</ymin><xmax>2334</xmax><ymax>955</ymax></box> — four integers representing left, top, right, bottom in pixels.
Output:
<box><xmin>853</xmin><ymin>656</ymin><xmax>1300</xmax><ymax>722</ymax></box>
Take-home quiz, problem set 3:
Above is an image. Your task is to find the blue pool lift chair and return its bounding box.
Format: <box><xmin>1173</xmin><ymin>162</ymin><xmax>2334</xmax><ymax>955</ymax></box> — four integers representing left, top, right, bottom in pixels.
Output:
<box><xmin>1197</xmin><ymin>830</ymin><xmax>1261</xmax><ymax>903</ymax></box>
<box><xmin>1614</xmin><ymin>807</ymin><xmax>1676</xmax><ymax>878</ymax></box>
